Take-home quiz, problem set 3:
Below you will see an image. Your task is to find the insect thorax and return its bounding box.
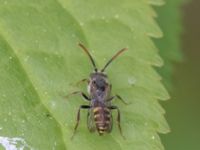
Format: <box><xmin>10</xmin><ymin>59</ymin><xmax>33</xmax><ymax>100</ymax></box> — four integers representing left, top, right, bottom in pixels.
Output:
<box><xmin>88</xmin><ymin>72</ymin><xmax>110</xmax><ymax>100</ymax></box>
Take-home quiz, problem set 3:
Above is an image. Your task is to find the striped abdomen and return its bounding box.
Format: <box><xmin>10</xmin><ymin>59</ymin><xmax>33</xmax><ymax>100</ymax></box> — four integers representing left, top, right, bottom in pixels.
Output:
<box><xmin>93</xmin><ymin>106</ymin><xmax>112</xmax><ymax>135</ymax></box>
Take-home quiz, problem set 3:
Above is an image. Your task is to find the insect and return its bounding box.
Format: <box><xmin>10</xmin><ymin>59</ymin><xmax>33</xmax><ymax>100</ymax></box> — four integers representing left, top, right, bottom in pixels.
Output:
<box><xmin>68</xmin><ymin>43</ymin><xmax>128</xmax><ymax>139</ymax></box>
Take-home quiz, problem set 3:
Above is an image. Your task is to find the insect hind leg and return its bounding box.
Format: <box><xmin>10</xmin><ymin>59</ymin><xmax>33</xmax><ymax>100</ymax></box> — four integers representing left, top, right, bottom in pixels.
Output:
<box><xmin>109</xmin><ymin>105</ymin><xmax>126</xmax><ymax>139</ymax></box>
<box><xmin>71</xmin><ymin>105</ymin><xmax>90</xmax><ymax>140</ymax></box>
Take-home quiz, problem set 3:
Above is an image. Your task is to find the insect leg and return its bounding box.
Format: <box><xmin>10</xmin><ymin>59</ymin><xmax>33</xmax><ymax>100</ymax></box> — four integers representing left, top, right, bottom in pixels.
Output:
<box><xmin>64</xmin><ymin>91</ymin><xmax>91</xmax><ymax>101</ymax></box>
<box><xmin>76</xmin><ymin>78</ymin><xmax>89</xmax><ymax>86</ymax></box>
<box><xmin>71</xmin><ymin>105</ymin><xmax>90</xmax><ymax>140</ymax></box>
<box><xmin>108</xmin><ymin>106</ymin><xmax>125</xmax><ymax>139</ymax></box>
<box><xmin>107</xmin><ymin>95</ymin><xmax>129</xmax><ymax>105</ymax></box>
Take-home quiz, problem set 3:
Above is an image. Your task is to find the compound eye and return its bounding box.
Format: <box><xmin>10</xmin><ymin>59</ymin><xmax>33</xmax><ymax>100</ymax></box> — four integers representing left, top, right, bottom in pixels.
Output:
<box><xmin>92</xmin><ymin>80</ymin><xmax>96</xmax><ymax>84</ymax></box>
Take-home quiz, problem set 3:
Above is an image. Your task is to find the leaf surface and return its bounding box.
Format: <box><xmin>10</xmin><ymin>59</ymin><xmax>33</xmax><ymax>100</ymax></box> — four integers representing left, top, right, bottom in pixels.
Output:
<box><xmin>0</xmin><ymin>0</ymin><xmax>169</xmax><ymax>149</ymax></box>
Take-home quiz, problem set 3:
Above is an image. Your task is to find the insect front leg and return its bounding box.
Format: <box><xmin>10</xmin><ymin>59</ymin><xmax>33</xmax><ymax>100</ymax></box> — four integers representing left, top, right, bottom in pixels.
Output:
<box><xmin>108</xmin><ymin>106</ymin><xmax>125</xmax><ymax>139</ymax></box>
<box><xmin>107</xmin><ymin>94</ymin><xmax>129</xmax><ymax>105</ymax></box>
<box><xmin>76</xmin><ymin>78</ymin><xmax>89</xmax><ymax>86</ymax></box>
<box><xmin>64</xmin><ymin>91</ymin><xmax>91</xmax><ymax>101</ymax></box>
<box><xmin>71</xmin><ymin>105</ymin><xmax>91</xmax><ymax>139</ymax></box>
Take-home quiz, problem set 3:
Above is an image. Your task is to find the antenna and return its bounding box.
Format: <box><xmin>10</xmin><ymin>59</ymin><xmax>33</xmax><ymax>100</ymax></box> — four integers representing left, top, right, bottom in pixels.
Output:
<box><xmin>78</xmin><ymin>43</ymin><xmax>98</xmax><ymax>72</ymax></box>
<box><xmin>101</xmin><ymin>48</ymin><xmax>127</xmax><ymax>72</ymax></box>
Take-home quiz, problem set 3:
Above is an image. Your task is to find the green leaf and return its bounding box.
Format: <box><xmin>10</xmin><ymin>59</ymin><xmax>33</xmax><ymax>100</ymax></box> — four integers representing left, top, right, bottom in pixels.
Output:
<box><xmin>0</xmin><ymin>0</ymin><xmax>169</xmax><ymax>150</ymax></box>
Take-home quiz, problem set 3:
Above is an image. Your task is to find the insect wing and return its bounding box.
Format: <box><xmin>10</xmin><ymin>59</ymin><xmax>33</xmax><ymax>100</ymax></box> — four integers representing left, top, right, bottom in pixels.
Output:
<box><xmin>87</xmin><ymin>110</ymin><xmax>96</xmax><ymax>132</ymax></box>
<box><xmin>107</xmin><ymin>112</ymin><xmax>113</xmax><ymax>133</ymax></box>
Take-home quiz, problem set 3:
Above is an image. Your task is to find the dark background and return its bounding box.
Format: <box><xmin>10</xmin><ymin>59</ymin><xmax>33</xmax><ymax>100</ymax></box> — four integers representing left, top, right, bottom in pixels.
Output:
<box><xmin>160</xmin><ymin>0</ymin><xmax>200</xmax><ymax>149</ymax></box>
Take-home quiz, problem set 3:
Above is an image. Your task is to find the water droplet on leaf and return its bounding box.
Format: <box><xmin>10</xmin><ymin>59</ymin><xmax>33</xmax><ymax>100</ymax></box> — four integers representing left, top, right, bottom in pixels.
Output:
<box><xmin>128</xmin><ymin>77</ymin><xmax>136</xmax><ymax>85</ymax></box>
<box><xmin>114</xmin><ymin>14</ymin><xmax>119</xmax><ymax>19</ymax></box>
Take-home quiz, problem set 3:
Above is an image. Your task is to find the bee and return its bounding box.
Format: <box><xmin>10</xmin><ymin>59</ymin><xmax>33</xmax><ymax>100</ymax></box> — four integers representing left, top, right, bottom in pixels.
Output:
<box><xmin>68</xmin><ymin>43</ymin><xmax>128</xmax><ymax>139</ymax></box>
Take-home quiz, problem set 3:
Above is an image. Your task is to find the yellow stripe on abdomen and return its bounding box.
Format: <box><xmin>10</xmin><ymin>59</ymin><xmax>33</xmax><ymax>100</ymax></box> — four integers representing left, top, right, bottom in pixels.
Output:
<box><xmin>93</xmin><ymin>107</ymin><xmax>101</xmax><ymax>114</ymax></box>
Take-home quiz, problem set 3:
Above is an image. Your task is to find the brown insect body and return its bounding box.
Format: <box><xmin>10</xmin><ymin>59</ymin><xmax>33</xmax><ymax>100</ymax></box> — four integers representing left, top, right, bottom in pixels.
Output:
<box><xmin>69</xmin><ymin>43</ymin><xmax>128</xmax><ymax>139</ymax></box>
<box><xmin>88</xmin><ymin>72</ymin><xmax>112</xmax><ymax>135</ymax></box>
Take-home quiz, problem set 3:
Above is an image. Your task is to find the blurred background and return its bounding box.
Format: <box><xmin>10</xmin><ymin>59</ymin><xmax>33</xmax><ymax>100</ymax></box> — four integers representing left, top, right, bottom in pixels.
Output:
<box><xmin>159</xmin><ymin>0</ymin><xmax>200</xmax><ymax>149</ymax></box>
